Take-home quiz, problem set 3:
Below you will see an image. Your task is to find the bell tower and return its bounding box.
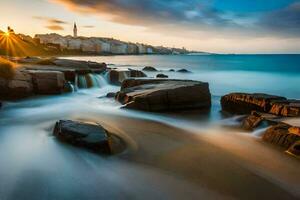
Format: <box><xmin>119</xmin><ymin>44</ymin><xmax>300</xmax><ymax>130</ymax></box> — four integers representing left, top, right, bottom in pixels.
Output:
<box><xmin>73</xmin><ymin>22</ymin><xmax>77</xmax><ymax>37</ymax></box>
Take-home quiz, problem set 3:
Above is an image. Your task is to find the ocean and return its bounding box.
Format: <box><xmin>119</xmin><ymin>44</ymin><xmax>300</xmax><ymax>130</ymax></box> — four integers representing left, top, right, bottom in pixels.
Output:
<box><xmin>0</xmin><ymin>54</ymin><xmax>300</xmax><ymax>199</ymax></box>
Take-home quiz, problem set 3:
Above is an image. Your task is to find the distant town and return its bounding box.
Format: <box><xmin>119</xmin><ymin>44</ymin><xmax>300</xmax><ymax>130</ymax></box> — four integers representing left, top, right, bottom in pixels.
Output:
<box><xmin>0</xmin><ymin>25</ymin><xmax>208</xmax><ymax>57</ymax></box>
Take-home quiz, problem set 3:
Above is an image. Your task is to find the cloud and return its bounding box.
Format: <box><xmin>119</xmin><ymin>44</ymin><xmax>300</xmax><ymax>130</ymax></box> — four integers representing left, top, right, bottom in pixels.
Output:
<box><xmin>45</xmin><ymin>25</ymin><xmax>64</xmax><ymax>31</ymax></box>
<box><xmin>83</xmin><ymin>25</ymin><xmax>95</xmax><ymax>28</ymax></box>
<box><xmin>258</xmin><ymin>2</ymin><xmax>300</xmax><ymax>36</ymax></box>
<box><xmin>33</xmin><ymin>16</ymin><xmax>68</xmax><ymax>24</ymax></box>
<box><xmin>50</xmin><ymin>0</ymin><xmax>300</xmax><ymax>38</ymax></box>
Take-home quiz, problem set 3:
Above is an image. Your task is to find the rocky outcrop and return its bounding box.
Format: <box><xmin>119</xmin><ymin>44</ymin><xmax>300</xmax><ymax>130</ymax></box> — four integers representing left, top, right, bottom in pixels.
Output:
<box><xmin>262</xmin><ymin>123</ymin><xmax>300</xmax><ymax>150</ymax></box>
<box><xmin>116</xmin><ymin>78</ymin><xmax>211</xmax><ymax>112</ymax></box>
<box><xmin>0</xmin><ymin>70</ymin><xmax>33</xmax><ymax>100</ymax></box>
<box><xmin>156</xmin><ymin>74</ymin><xmax>168</xmax><ymax>78</ymax></box>
<box><xmin>142</xmin><ymin>66</ymin><xmax>157</xmax><ymax>71</ymax></box>
<box><xmin>53</xmin><ymin>120</ymin><xmax>112</xmax><ymax>154</ymax></box>
<box><xmin>287</xmin><ymin>140</ymin><xmax>300</xmax><ymax>157</ymax></box>
<box><xmin>29</xmin><ymin>71</ymin><xmax>65</xmax><ymax>94</ymax></box>
<box><xmin>106</xmin><ymin>92</ymin><xmax>116</xmax><ymax>98</ymax></box>
<box><xmin>108</xmin><ymin>69</ymin><xmax>146</xmax><ymax>85</ymax></box>
<box><xmin>221</xmin><ymin>93</ymin><xmax>286</xmax><ymax>114</ymax></box>
<box><xmin>269</xmin><ymin>100</ymin><xmax>300</xmax><ymax>117</ymax></box>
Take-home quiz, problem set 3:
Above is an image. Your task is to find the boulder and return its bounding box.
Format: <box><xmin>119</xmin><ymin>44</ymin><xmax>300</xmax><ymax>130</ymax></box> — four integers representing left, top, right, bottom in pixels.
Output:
<box><xmin>262</xmin><ymin>123</ymin><xmax>300</xmax><ymax>149</ymax></box>
<box><xmin>29</xmin><ymin>70</ymin><xmax>65</xmax><ymax>94</ymax></box>
<box><xmin>142</xmin><ymin>66</ymin><xmax>157</xmax><ymax>71</ymax></box>
<box><xmin>169</xmin><ymin>69</ymin><xmax>175</xmax><ymax>72</ymax></box>
<box><xmin>0</xmin><ymin>70</ymin><xmax>33</xmax><ymax>100</ymax></box>
<box><xmin>177</xmin><ymin>69</ymin><xmax>191</xmax><ymax>73</ymax></box>
<box><xmin>269</xmin><ymin>100</ymin><xmax>300</xmax><ymax>117</ymax></box>
<box><xmin>156</xmin><ymin>74</ymin><xmax>168</xmax><ymax>78</ymax></box>
<box><xmin>221</xmin><ymin>93</ymin><xmax>286</xmax><ymax>114</ymax></box>
<box><xmin>116</xmin><ymin>78</ymin><xmax>211</xmax><ymax>112</ymax></box>
<box><xmin>242</xmin><ymin>111</ymin><xmax>281</xmax><ymax>130</ymax></box>
<box><xmin>53</xmin><ymin>120</ymin><xmax>112</xmax><ymax>154</ymax></box>
<box><xmin>108</xmin><ymin>69</ymin><xmax>146</xmax><ymax>85</ymax></box>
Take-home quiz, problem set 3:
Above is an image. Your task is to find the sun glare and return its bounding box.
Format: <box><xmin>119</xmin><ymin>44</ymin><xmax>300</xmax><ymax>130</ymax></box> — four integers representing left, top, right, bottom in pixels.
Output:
<box><xmin>4</xmin><ymin>32</ymin><xmax>10</xmax><ymax>37</ymax></box>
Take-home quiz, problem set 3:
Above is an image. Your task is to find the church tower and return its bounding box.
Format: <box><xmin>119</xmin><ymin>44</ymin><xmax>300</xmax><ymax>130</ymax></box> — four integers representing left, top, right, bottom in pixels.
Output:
<box><xmin>73</xmin><ymin>22</ymin><xmax>77</xmax><ymax>37</ymax></box>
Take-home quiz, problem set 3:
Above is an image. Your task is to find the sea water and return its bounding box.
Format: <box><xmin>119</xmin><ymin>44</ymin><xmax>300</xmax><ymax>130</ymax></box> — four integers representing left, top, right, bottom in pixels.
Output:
<box><xmin>0</xmin><ymin>54</ymin><xmax>300</xmax><ymax>199</ymax></box>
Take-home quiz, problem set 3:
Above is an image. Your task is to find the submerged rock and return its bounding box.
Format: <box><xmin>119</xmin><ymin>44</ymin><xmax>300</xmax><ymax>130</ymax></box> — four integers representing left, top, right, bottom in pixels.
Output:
<box><xmin>142</xmin><ymin>66</ymin><xmax>157</xmax><ymax>71</ymax></box>
<box><xmin>108</xmin><ymin>69</ymin><xmax>146</xmax><ymax>85</ymax></box>
<box><xmin>53</xmin><ymin>120</ymin><xmax>113</xmax><ymax>154</ymax></box>
<box><xmin>221</xmin><ymin>93</ymin><xmax>286</xmax><ymax>114</ymax></box>
<box><xmin>156</xmin><ymin>73</ymin><xmax>168</xmax><ymax>78</ymax></box>
<box><xmin>262</xmin><ymin>123</ymin><xmax>300</xmax><ymax>149</ymax></box>
<box><xmin>116</xmin><ymin>78</ymin><xmax>211</xmax><ymax>112</ymax></box>
<box><xmin>177</xmin><ymin>69</ymin><xmax>191</xmax><ymax>73</ymax></box>
<box><xmin>106</xmin><ymin>92</ymin><xmax>116</xmax><ymax>98</ymax></box>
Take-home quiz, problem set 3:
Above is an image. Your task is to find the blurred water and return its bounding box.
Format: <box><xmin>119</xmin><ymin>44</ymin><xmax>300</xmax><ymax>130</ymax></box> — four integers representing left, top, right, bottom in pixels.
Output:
<box><xmin>1</xmin><ymin>55</ymin><xmax>300</xmax><ymax>199</ymax></box>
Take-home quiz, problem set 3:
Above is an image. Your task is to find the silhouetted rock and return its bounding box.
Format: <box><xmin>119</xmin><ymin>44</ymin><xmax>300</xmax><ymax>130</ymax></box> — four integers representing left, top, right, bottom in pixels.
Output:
<box><xmin>287</xmin><ymin>140</ymin><xmax>300</xmax><ymax>157</ymax></box>
<box><xmin>177</xmin><ymin>69</ymin><xmax>191</xmax><ymax>73</ymax></box>
<box><xmin>269</xmin><ymin>99</ymin><xmax>300</xmax><ymax>117</ymax></box>
<box><xmin>156</xmin><ymin>74</ymin><xmax>168</xmax><ymax>78</ymax></box>
<box><xmin>29</xmin><ymin>70</ymin><xmax>65</xmax><ymax>94</ymax></box>
<box><xmin>116</xmin><ymin>78</ymin><xmax>211</xmax><ymax>112</ymax></box>
<box><xmin>221</xmin><ymin>93</ymin><xmax>286</xmax><ymax>114</ymax></box>
<box><xmin>142</xmin><ymin>66</ymin><xmax>157</xmax><ymax>71</ymax></box>
<box><xmin>108</xmin><ymin>69</ymin><xmax>146</xmax><ymax>85</ymax></box>
<box><xmin>53</xmin><ymin>120</ymin><xmax>112</xmax><ymax>154</ymax></box>
<box><xmin>169</xmin><ymin>69</ymin><xmax>175</xmax><ymax>72</ymax></box>
<box><xmin>262</xmin><ymin>123</ymin><xmax>300</xmax><ymax>149</ymax></box>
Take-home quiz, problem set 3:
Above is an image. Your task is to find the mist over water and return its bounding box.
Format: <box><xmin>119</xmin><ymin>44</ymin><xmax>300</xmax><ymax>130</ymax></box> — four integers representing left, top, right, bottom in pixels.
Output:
<box><xmin>1</xmin><ymin>55</ymin><xmax>300</xmax><ymax>199</ymax></box>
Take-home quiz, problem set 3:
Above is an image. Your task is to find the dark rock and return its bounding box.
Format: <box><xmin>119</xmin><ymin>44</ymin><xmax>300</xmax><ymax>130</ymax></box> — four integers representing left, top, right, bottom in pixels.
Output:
<box><xmin>53</xmin><ymin>120</ymin><xmax>112</xmax><ymax>154</ymax></box>
<box><xmin>63</xmin><ymin>82</ymin><xmax>75</xmax><ymax>93</ymax></box>
<box><xmin>242</xmin><ymin>111</ymin><xmax>281</xmax><ymax>130</ymax></box>
<box><xmin>169</xmin><ymin>69</ymin><xmax>175</xmax><ymax>72</ymax></box>
<box><xmin>29</xmin><ymin>70</ymin><xmax>65</xmax><ymax>94</ymax></box>
<box><xmin>116</xmin><ymin>78</ymin><xmax>211</xmax><ymax>112</ymax></box>
<box><xmin>142</xmin><ymin>66</ymin><xmax>157</xmax><ymax>71</ymax></box>
<box><xmin>287</xmin><ymin>141</ymin><xmax>300</xmax><ymax>157</ymax></box>
<box><xmin>262</xmin><ymin>123</ymin><xmax>300</xmax><ymax>149</ymax></box>
<box><xmin>106</xmin><ymin>92</ymin><xmax>116</xmax><ymax>98</ymax></box>
<box><xmin>0</xmin><ymin>70</ymin><xmax>33</xmax><ymax>100</ymax></box>
<box><xmin>156</xmin><ymin>74</ymin><xmax>168</xmax><ymax>78</ymax></box>
<box><xmin>177</xmin><ymin>69</ymin><xmax>191</xmax><ymax>73</ymax></box>
<box><xmin>269</xmin><ymin>99</ymin><xmax>300</xmax><ymax>117</ymax></box>
<box><xmin>108</xmin><ymin>69</ymin><xmax>146</xmax><ymax>85</ymax></box>
<box><xmin>221</xmin><ymin>93</ymin><xmax>286</xmax><ymax>114</ymax></box>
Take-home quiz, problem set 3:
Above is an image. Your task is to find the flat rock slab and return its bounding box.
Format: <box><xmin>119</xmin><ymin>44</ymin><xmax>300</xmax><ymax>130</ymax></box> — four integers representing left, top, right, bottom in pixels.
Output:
<box><xmin>221</xmin><ymin>93</ymin><xmax>286</xmax><ymax>114</ymax></box>
<box><xmin>108</xmin><ymin>69</ymin><xmax>146</xmax><ymax>85</ymax></box>
<box><xmin>53</xmin><ymin>120</ymin><xmax>112</xmax><ymax>154</ymax></box>
<box><xmin>116</xmin><ymin>78</ymin><xmax>211</xmax><ymax>112</ymax></box>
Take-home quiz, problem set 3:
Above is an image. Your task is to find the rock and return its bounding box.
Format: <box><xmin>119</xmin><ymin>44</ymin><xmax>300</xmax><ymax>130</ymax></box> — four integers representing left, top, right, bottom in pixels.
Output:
<box><xmin>269</xmin><ymin>100</ymin><xmax>300</xmax><ymax>117</ymax></box>
<box><xmin>169</xmin><ymin>69</ymin><xmax>175</xmax><ymax>72</ymax></box>
<box><xmin>262</xmin><ymin>124</ymin><xmax>300</xmax><ymax>149</ymax></box>
<box><xmin>287</xmin><ymin>141</ymin><xmax>300</xmax><ymax>157</ymax></box>
<box><xmin>108</xmin><ymin>69</ymin><xmax>147</xmax><ymax>85</ymax></box>
<box><xmin>177</xmin><ymin>69</ymin><xmax>191</xmax><ymax>73</ymax></box>
<box><xmin>106</xmin><ymin>92</ymin><xmax>116</xmax><ymax>98</ymax></box>
<box><xmin>0</xmin><ymin>70</ymin><xmax>33</xmax><ymax>100</ymax></box>
<box><xmin>116</xmin><ymin>78</ymin><xmax>211</xmax><ymax>112</ymax></box>
<box><xmin>29</xmin><ymin>70</ymin><xmax>65</xmax><ymax>94</ymax></box>
<box><xmin>63</xmin><ymin>82</ymin><xmax>75</xmax><ymax>93</ymax></box>
<box><xmin>221</xmin><ymin>93</ymin><xmax>286</xmax><ymax>114</ymax></box>
<box><xmin>53</xmin><ymin>120</ymin><xmax>112</xmax><ymax>154</ymax></box>
<box><xmin>142</xmin><ymin>66</ymin><xmax>157</xmax><ymax>71</ymax></box>
<box><xmin>156</xmin><ymin>74</ymin><xmax>168</xmax><ymax>78</ymax></box>
<box><xmin>242</xmin><ymin>111</ymin><xmax>281</xmax><ymax>130</ymax></box>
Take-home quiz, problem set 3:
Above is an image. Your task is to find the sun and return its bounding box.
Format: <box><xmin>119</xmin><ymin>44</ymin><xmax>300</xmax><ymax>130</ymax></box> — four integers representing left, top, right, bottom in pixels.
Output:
<box><xmin>4</xmin><ymin>32</ymin><xmax>10</xmax><ymax>37</ymax></box>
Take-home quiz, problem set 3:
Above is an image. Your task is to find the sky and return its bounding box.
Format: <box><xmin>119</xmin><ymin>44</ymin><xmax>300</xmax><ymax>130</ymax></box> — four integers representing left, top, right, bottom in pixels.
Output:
<box><xmin>0</xmin><ymin>0</ymin><xmax>300</xmax><ymax>53</ymax></box>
